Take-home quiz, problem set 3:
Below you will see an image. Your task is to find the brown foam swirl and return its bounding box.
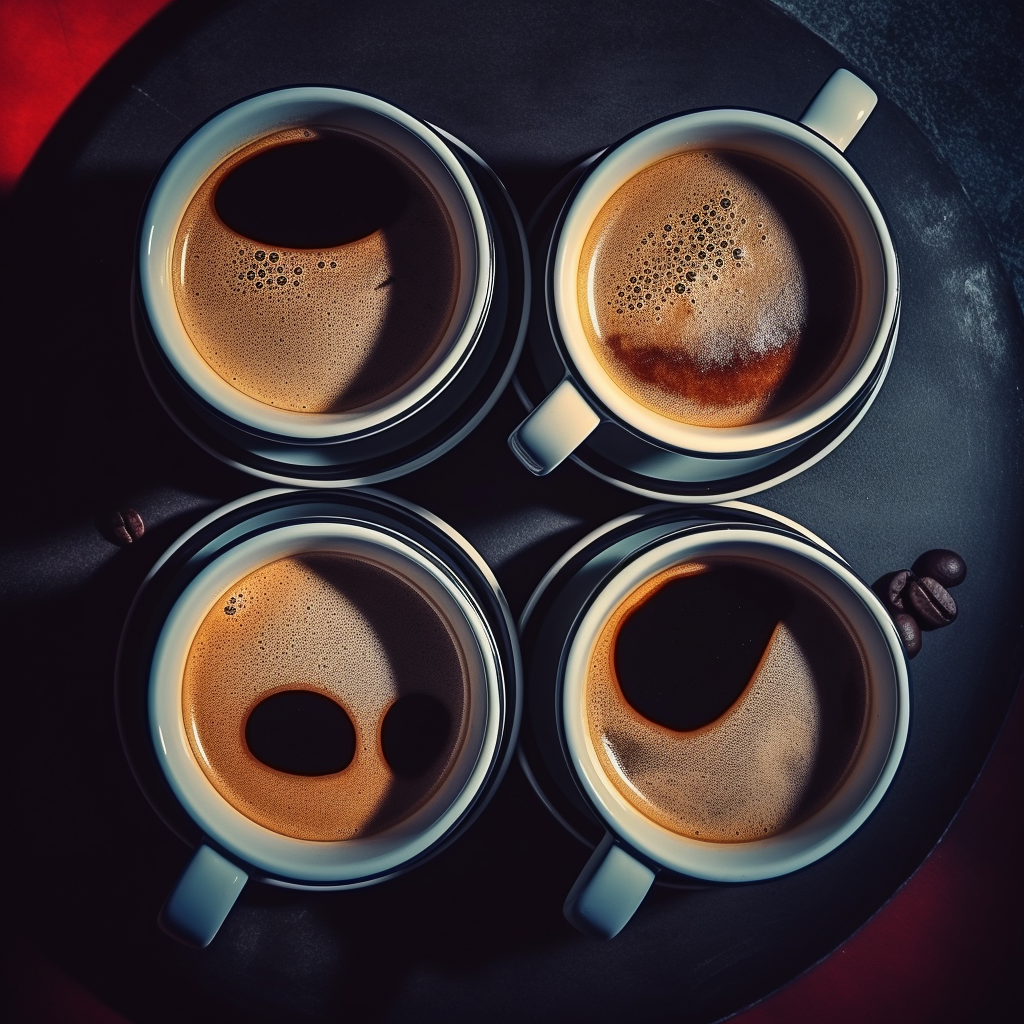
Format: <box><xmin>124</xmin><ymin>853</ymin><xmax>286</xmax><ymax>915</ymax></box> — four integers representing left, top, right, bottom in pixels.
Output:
<box><xmin>585</xmin><ymin>561</ymin><xmax>868</xmax><ymax>842</ymax></box>
<box><xmin>579</xmin><ymin>150</ymin><xmax>809</xmax><ymax>426</ymax></box>
<box><xmin>171</xmin><ymin>127</ymin><xmax>459</xmax><ymax>414</ymax></box>
<box><xmin>182</xmin><ymin>553</ymin><xmax>469</xmax><ymax>841</ymax></box>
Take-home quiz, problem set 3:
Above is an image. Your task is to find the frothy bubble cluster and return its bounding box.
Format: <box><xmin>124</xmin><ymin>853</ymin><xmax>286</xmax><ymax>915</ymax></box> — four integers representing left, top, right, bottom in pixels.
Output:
<box><xmin>606</xmin><ymin>194</ymin><xmax>746</xmax><ymax>317</ymax></box>
<box><xmin>579</xmin><ymin>150</ymin><xmax>809</xmax><ymax>426</ymax></box>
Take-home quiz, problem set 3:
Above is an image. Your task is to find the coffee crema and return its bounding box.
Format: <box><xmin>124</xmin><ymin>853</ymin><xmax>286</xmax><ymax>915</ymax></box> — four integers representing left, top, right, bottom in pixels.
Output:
<box><xmin>584</xmin><ymin>558</ymin><xmax>869</xmax><ymax>842</ymax></box>
<box><xmin>171</xmin><ymin>127</ymin><xmax>460</xmax><ymax>414</ymax></box>
<box><xmin>578</xmin><ymin>149</ymin><xmax>861</xmax><ymax>427</ymax></box>
<box><xmin>182</xmin><ymin>552</ymin><xmax>470</xmax><ymax>842</ymax></box>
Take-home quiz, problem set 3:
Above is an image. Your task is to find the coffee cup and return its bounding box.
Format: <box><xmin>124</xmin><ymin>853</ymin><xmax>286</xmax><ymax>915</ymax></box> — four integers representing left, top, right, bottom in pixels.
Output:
<box><xmin>117</xmin><ymin>489</ymin><xmax>520</xmax><ymax>946</ymax></box>
<box><xmin>136</xmin><ymin>87</ymin><xmax>525</xmax><ymax>484</ymax></box>
<box><xmin>518</xmin><ymin>503</ymin><xmax>908</xmax><ymax>938</ymax></box>
<box><xmin>509</xmin><ymin>70</ymin><xmax>899</xmax><ymax>496</ymax></box>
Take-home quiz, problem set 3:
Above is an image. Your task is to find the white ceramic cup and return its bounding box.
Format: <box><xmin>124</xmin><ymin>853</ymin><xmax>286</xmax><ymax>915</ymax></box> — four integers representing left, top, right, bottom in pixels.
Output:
<box><xmin>137</xmin><ymin>494</ymin><xmax>517</xmax><ymax>947</ymax></box>
<box><xmin>509</xmin><ymin>70</ymin><xmax>898</xmax><ymax>480</ymax></box>
<box><xmin>524</xmin><ymin>509</ymin><xmax>908</xmax><ymax>939</ymax></box>
<box><xmin>139</xmin><ymin>86</ymin><xmax>493</xmax><ymax>443</ymax></box>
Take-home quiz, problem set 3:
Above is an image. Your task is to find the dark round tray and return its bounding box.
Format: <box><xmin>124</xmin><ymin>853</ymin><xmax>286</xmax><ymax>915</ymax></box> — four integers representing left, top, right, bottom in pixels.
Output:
<box><xmin>2</xmin><ymin>1</ymin><xmax>1021</xmax><ymax>1022</ymax></box>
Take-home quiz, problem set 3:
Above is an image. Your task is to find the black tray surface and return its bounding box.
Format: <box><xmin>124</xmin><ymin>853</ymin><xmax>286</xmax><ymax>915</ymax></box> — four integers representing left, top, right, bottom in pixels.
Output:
<box><xmin>2</xmin><ymin>2</ymin><xmax>1021</xmax><ymax>1022</ymax></box>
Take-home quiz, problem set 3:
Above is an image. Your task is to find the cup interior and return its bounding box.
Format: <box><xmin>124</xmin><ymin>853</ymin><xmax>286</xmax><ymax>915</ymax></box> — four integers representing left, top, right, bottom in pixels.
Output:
<box><xmin>561</xmin><ymin>529</ymin><xmax>908</xmax><ymax>882</ymax></box>
<box><xmin>554</xmin><ymin>110</ymin><xmax>897</xmax><ymax>455</ymax></box>
<box><xmin>149</xmin><ymin>521</ymin><xmax>503</xmax><ymax>884</ymax></box>
<box><xmin>140</xmin><ymin>87</ymin><xmax>492</xmax><ymax>440</ymax></box>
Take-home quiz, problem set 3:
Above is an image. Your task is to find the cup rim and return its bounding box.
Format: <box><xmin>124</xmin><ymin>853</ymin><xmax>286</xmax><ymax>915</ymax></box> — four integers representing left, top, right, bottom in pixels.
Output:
<box><xmin>551</xmin><ymin>107</ymin><xmax>900</xmax><ymax>456</ymax></box>
<box><xmin>139</xmin><ymin>86</ymin><xmax>494</xmax><ymax>441</ymax></box>
<box><xmin>148</xmin><ymin>519</ymin><xmax>505</xmax><ymax>884</ymax></box>
<box><xmin>560</xmin><ymin>526</ymin><xmax>909</xmax><ymax>881</ymax></box>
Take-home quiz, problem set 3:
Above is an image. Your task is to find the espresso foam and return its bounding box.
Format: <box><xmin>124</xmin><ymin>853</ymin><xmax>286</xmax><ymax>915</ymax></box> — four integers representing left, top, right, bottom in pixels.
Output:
<box><xmin>580</xmin><ymin>151</ymin><xmax>815</xmax><ymax>426</ymax></box>
<box><xmin>171</xmin><ymin>128</ymin><xmax>460</xmax><ymax>413</ymax></box>
<box><xmin>182</xmin><ymin>552</ymin><xmax>469</xmax><ymax>841</ymax></box>
<box><xmin>585</xmin><ymin>560</ymin><xmax>868</xmax><ymax>842</ymax></box>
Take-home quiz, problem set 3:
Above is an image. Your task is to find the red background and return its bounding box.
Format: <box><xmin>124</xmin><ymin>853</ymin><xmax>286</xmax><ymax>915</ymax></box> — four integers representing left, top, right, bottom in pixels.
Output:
<box><xmin>2</xmin><ymin>2</ymin><xmax>1020</xmax><ymax>1021</ymax></box>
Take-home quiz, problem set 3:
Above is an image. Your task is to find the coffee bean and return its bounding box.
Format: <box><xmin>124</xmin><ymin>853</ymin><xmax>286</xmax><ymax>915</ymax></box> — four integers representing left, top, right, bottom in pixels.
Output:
<box><xmin>893</xmin><ymin>613</ymin><xmax>922</xmax><ymax>659</ymax></box>
<box><xmin>102</xmin><ymin>507</ymin><xmax>145</xmax><ymax>546</ymax></box>
<box><xmin>912</xmin><ymin>548</ymin><xmax>967</xmax><ymax>588</ymax></box>
<box><xmin>904</xmin><ymin>576</ymin><xmax>957</xmax><ymax>630</ymax></box>
<box><xmin>873</xmin><ymin>569</ymin><xmax>914</xmax><ymax>615</ymax></box>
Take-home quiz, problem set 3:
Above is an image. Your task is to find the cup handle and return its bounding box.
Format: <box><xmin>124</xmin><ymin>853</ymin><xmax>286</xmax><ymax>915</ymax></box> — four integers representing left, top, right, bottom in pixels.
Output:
<box><xmin>800</xmin><ymin>69</ymin><xmax>878</xmax><ymax>152</ymax></box>
<box><xmin>159</xmin><ymin>843</ymin><xmax>248</xmax><ymax>947</ymax></box>
<box><xmin>508</xmin><ymin>378</ymin><xmax>601</xmax><ymax>475</ymax></box>
<box><xmin>563</xmin><ymin>833</ymin><xmax>657</xmax><ymax>939</ymax></box>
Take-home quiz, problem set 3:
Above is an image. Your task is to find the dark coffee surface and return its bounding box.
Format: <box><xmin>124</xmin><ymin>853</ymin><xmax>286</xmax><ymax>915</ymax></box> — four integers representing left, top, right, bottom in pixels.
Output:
<box><xmin>1</xmin><ymin>1</ymin><xmax>1021</xmax><ymax>1022</ymax></box>
<box><xmin>614</xmin><ymin>563</ymin><xmax>796</xmax><ymax>730</ymax></box>
<box><xmin>213</xmin><ymin>130</ymin><xmax>409</xmax><ymax>249</ymax></box>
<box><xmin>381</xmin><ymin>694</ymin><xmax>454</xmax><ymax>780</ymax></box>
<box><xmin>245</xmin><ymin>690</ymin><xmax>357</xmax><ymax>776</ymax></box>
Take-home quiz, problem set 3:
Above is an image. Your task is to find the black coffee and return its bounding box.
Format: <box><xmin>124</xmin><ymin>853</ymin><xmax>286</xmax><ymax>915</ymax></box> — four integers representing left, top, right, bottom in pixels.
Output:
<box><xmin>244</xmin><ymin>689</ymin><xmax>356</xmax><ymax>776</ymax></box>
<box><xmin>172</xmin><ymin>127</ymin><xmax>460</xmax><ymax>414</ymax></box>
<box><xmin>614</xmin><ymin>564</ymin><xmax>795</xmax><ymax>730</ymax></box>
<box><xmin>585</xmin><ymin>558</ymin><xmax>869</xmax><ymax>842</ymax></box>
<box><xmin>213</xmin><ymin>130</ymin><xmax>409</xmax><ymax>249</ymax></box>
<box><xmin>579</xmin><ymin>149</ymin><xmax>861</xmax><ymax>427</ymax></box>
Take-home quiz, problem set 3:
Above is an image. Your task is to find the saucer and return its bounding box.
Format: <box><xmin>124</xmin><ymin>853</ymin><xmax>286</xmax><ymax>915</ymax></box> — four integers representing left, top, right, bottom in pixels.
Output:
<box><xmin>514</xmin><ymin>155</ymin><xmax>898</xmax><ymax>502</ymax></box>
<box><xmin>115</xmin><ymin>486</ymin><xmax>522</xmax><ymax>873</ymax></box>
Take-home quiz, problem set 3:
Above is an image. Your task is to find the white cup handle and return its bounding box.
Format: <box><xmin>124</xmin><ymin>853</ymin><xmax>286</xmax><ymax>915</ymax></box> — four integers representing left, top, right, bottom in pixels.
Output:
<box><xmin>563</xmin><ymin>833</ymin><xmax>657</xmax><ymax>939</ymax></box>
<box><xmin>159</xmin><ymin>844</ymin><xmax>248</xmax><ymax>947</ymax></box>
<box><xmin>508</xmin><ymin>378</ymin><xmax>601</xmax><ymax>475</ymax></box>
<box><xmin>801</xmin><ymin>69</ymin><xmax>878</xmax><ymax>152</ymax></box>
